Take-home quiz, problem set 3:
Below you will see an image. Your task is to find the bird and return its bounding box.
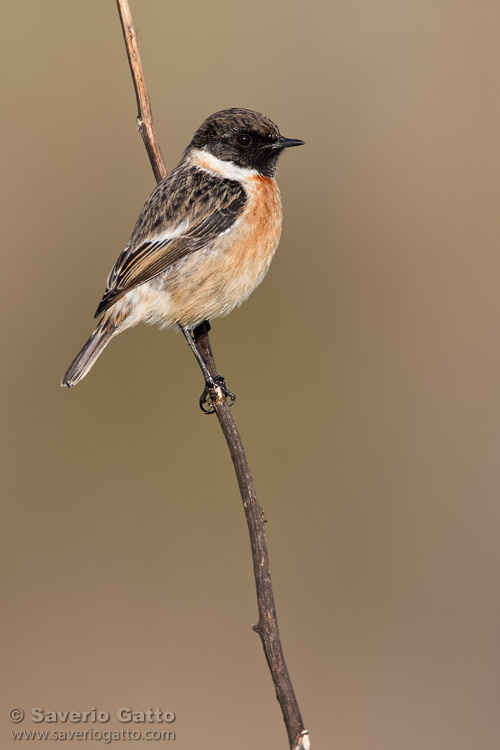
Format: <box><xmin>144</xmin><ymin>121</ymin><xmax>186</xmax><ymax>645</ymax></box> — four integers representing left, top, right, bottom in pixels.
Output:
<box><xmin>61</xmin><ymin>107</ymin><xmax>304</xmax><ymax>392</ymax></box>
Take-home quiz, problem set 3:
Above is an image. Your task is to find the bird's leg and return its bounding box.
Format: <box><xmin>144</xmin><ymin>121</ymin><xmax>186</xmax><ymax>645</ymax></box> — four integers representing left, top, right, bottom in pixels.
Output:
<box><xmin>180</xmin><ymin>322</ymin><xmax>236</xmax><ymax>413</ymax></box>
<box><xmin>180</xmin><ymin>323</ymin><xmax>216</xmax><ymax>385</ymax></box>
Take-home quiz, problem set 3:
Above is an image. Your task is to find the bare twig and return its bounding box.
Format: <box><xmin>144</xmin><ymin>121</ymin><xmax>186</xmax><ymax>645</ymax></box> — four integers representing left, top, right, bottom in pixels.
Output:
<box><xmin>193</xmin><ymin>323</ymin><xmax>308</xmax><ymax>750</ymax></box>
<box><xmin>116</xmin><ymin>0</ymin><xmax>167</xmax><ymax>182</ymax></box>
<box><xmin>115</xmin><ymin>2</ymin><xmax>308</xmax><ymax>748</ymax></box>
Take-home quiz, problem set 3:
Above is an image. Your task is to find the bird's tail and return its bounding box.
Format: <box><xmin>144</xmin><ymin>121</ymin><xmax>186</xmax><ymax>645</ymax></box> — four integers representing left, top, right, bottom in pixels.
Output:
<box><xmin>61</xmin><ymin>318</ymin><xmax>117</xmax><ymax>388</ymax></box>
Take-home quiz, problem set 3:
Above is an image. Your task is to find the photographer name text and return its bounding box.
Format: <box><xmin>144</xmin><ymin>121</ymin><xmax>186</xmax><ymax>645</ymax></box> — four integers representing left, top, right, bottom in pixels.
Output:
<box><xmin>10</xmin><ymin>707</ymin><xmax>176</xmax><ymax>724</ymax></box>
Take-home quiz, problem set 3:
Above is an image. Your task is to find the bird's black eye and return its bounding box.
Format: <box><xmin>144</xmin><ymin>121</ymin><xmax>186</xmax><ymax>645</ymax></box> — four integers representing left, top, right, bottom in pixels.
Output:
<box><xmin>236</xmin><ymin>133</ymin><xmax>252</xmax><ymax>148</ymax></box>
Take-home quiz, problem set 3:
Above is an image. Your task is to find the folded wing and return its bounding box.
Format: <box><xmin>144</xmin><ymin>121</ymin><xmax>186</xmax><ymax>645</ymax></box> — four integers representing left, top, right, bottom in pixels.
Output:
<box><xmin>95</xmin><ymin>166</ymin><xmax>247</xmax><ymax>318</ymax></box>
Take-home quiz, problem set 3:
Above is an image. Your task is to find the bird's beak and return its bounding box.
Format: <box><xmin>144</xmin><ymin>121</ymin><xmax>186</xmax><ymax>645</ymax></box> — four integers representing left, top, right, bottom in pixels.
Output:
<box><xmin>271</xmin><ymin>136</ymin><xmax>305</xmax><ymax>149</ymax></box>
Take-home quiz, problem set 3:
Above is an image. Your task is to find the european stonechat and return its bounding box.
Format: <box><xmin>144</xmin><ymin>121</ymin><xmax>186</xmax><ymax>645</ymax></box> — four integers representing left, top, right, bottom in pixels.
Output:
<box><xmin>62</xmin><ymin>108</ymin><xmax>304</xmax><ymax>389</ymax></box>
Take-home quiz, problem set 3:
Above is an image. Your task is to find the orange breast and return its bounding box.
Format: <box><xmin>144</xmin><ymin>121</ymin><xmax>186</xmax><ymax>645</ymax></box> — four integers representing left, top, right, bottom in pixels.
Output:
<box><xmin>234</xmin><ymin>175</ymin><xmax>282</xmax><ymax>271</ymax></box>
<box><xmin>165</xmin><ymin>175</ymin><xmax>283</xmax><ymax>327</ymax></box>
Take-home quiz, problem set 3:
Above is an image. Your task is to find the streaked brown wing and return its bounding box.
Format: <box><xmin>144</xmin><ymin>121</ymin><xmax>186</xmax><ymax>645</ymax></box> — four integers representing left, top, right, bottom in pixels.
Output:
<box><xmin>95</xmin><ymin>166</ymin><xmax>246</xmax><ymax>318</ymax></box>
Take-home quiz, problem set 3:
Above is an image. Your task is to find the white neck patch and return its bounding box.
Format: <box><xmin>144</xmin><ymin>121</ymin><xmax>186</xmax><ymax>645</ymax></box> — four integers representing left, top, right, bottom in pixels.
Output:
<box><xmin>192</xmin><ymin>148</ymin><xmax>259</xmax><ymax>181</ymax></box>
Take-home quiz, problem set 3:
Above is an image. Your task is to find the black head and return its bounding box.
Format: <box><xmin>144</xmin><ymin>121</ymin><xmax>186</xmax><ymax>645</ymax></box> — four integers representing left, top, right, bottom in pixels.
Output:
<box><xmin>189</xmin><ymin>108</ymin><xmax>304</xmax><ymax>178</ymax></box>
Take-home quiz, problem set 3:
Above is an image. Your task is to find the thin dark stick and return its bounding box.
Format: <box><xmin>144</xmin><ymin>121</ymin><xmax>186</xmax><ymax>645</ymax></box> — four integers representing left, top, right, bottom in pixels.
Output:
<box><xmin>193</xmin><ymin>323</ymin><xmax>308</xmax><ymax>749</ymax></box>
<box><xmin>115</xmin><ymin>3</ymin><xmax>309</xmax><ymax>748</ymax></box>
<box><xmin>116</xmin><ymin>0</ymin><xmax>167</xmax><ymax>182</ymax></box>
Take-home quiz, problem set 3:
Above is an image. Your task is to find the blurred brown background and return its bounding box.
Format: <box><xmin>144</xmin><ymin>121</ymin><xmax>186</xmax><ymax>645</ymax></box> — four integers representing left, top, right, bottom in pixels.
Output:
<box><xmin>2</xmin><ymin>1</ymin><xmax>500</xmax><ymax>748</ymax></box>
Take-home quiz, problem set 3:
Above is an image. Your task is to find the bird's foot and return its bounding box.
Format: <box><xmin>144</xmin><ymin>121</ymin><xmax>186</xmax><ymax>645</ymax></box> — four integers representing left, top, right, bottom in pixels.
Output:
<box><xmin>199</xmin><ymin>375</ymin><xmax>236</xmax><ymax>414</ymax></box>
